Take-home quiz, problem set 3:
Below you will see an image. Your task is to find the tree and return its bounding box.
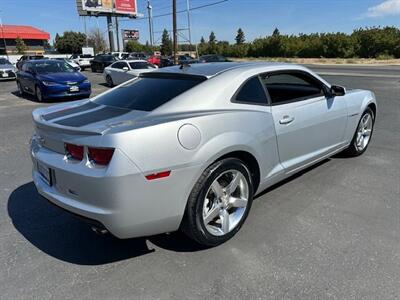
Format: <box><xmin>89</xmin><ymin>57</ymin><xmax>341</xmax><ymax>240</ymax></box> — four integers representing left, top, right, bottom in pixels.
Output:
<box><xmin>15</xmin><ymin>37</ymin><xmax>28</xmax><ymax>54</ymax></box>
<box><xmin>272</xmin><ymin>28</ymin><xmax>280</xmax><ymax>36</ymax></box>
<box><xmin>160</xmin><ymin>29</ymin><xmax>172</xmax><ymax>56</ymax></box>
<box><xmin>209</xmin><ymin>31</ymin><xmax>216</xmax><ymax>45</ymax></box>
<box><xmin>87</xmin><ymin>29</ymin><xmax>107</xmax><ymax>54</ymax></box>
<box><xmin>235</xmin><ymin>28</ymin><xmax>245</xmax><ymax>45</ymax></box>
<box><xmin>200</xmin><ymin>36</ymin><xmax>205</xmax><ymax>44</ymax></box>
<box><xmin>55</xmin><ymin>31</ymin><xmax>87</xmax><ymax>54</ymax></box>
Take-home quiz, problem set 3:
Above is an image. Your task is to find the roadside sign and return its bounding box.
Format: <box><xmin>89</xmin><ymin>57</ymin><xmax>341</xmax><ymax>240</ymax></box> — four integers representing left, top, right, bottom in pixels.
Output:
<box><xmin>82</xmin><ymin>47</ymin><xmax>94</xmax><ymax>56</ymax></box>
<box><xmin>122</xmin><ymin>30</ymin><xmax>139</xmax><ymax>40</ymax></box>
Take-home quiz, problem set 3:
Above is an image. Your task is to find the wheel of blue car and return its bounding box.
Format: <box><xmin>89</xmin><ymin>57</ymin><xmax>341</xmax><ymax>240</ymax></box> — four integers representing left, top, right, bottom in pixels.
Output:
<box><xmin>17</xmin><ymin>81</ymin><xmax>24</xmax><ymax>95</ymax></box>
<box><xmin>343</xmin><ymin>107</ymin><xmax>375</xmax><ymax>157</ymax></box>
<box><xmin>182</xmin><ymin>158</ymin><xmax>254</xmax><ymax>246</ymax></box>
<box><xmin>35</xmin><ymin>85</ymin><xmax>44</xmax><ymax>102</ymax></box>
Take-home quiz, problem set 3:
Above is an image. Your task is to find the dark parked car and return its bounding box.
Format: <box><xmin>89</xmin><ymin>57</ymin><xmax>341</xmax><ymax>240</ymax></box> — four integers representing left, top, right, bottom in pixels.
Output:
<box><xmin>199</xmin><ymin>54</ymin><xmax>229</xmax><ymax>63</ymax></box>
<box><xmin>160</xmin><ymin>57</ymin><xmax>174</xmax><ymax>68</ymax></box>
<box><xmin>16</xmin><ymin>55</ymin><xmax>45</xmax><ymax>70</ymax></box>
<box><xmin>90</xmin><ymin>54</ymin><xmax>118</xmax><ymax>72</ymax></box>
<box><xmin>178</xmin><ymin>55</ymin><xmax>199</xmax><ymax>65</ymax></box>
<box><xmin>16</xmin><ymin>59</ymin><xmax>91</xmax><ymax>102</ymax></box>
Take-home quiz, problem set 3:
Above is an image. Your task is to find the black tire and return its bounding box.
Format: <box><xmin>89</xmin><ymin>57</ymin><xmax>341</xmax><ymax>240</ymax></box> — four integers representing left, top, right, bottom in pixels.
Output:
<box><xmin>17</xmin><ymin>81</ymin><xmax>24</xmax><ymax>95</ymax></box>
<box><xmin>343</xmin><ymin>107</ymin><xmax>375</xmax><ymax>157</ymax></box>
<box><xmin>91</xmin><ymin>65</ymin><xmax>96</xmax><ymax>72</ymax></box>
<box><xmin>81</xmin><ymin>67</ymin><xmax>85</xmax><ymax>71</ymax></box>
<box><xmin>35</xmin><ymin>85</ymin><xmax>44</xmax><ymax>102</ymax></box>
<box><xmin>106</xmin><ymin>75</ymin><xmax>114</xmax><ymax>87</ymax></box>
<box><xmin>181</xmin><ymin>158</ymin><xmax>254</xmax><ymax>246</ymax></box>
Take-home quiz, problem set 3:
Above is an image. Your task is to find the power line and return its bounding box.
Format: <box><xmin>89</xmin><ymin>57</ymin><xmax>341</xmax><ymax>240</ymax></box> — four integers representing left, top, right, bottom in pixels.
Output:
<box><xmin>119</xmin><ymin>0</ymin><xmax>229</xmax><ymax>22</ymax></box>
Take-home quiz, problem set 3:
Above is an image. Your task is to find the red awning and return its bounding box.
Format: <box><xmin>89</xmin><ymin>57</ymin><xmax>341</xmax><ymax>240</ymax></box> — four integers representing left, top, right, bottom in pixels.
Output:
<box><xmin>0</xmin><ymin>25</ymin><xmax>50</xmax><ymax>40</ymax></box>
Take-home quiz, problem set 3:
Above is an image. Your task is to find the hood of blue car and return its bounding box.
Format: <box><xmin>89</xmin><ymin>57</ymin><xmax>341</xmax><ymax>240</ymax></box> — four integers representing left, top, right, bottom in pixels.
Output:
<box><xmin>37</xmin><ymin>72</ymin><xmax>86</xmax><ymax>84</ymax></box>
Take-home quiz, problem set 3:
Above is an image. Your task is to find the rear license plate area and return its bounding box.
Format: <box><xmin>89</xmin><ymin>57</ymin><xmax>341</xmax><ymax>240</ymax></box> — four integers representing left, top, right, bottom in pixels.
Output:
<box><xmin>37</xmin><ymin>161</ymin><xmax>52</xmax><ymax>186</ymax></box>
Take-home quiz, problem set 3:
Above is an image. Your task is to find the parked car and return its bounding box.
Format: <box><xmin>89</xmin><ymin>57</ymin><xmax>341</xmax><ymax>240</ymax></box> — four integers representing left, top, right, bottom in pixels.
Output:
<box><xmin>0</xmin><ymin>57</ymin><xmax>17</xmax><ymax>80</ymax></box>
<box><xmin>69</xmin><ymin>54</ymin><xmax>93</xmax><ymax>70</ymax></box>
<box><xmin>110</xmin><ymin>52</ymin><xmax>130</xmax><ymax>60</ymax></box>
<box><xmin>178</xmin><ymin>54</ymin><xmax>199</xmax><ymax>65</ymax></box>
<box><xmin>147</xmin><ymin>55</ymin><xmax>161</xmax><ymax>66</ymax></box>
<box><xmin>16</xmin><ymin>59</ymin><xmax>91</xmax><ymax>102</ymax></box>
<box><xmin>159</xmin><ymin>57</ymin><xmax>174</xmax><ymax>68</ymax></box>
<box><xmin>103</xmin><ymin>60</ymin><xmax>157</xmax><ymax>87</ymax></box>
<box><xmin>199</xmin><ymin>54</ymin><xmax>230</xmax><ymax>63</ymax></box>
<box><xmin>51</xmin><ymin>58</ymin><xmax>81</xmax><ymax>71</ymax></box>
<box><xmin>90</xmin><ymin>54</ymin><xmax>118</xmax><ymax>73</ymax></box>
<box><xmin>16</xmin><ymin>55</ymin><xmax>44</xmax><ymax>70</ymax></box>
<box><xmin>128</xmin><ymin>52</ymin><xmax>149</xmax><ymax>60</ymax></box>
<box><xmin>29</xmin><ymin>62</ymin><xmax>376</xmax><ymax>246</ymax></box>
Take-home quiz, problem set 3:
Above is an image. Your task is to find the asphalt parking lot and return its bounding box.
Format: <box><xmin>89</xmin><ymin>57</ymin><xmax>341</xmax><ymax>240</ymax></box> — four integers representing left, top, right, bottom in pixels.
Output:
<box><xmin>0</xmin><ymin>66</ymin><xmax>399</xmax><ymax>299</ymax></box>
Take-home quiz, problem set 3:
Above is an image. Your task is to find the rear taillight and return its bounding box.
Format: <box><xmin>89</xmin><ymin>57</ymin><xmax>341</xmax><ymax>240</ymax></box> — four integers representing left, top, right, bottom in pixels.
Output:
<box><xmin>88</xmin><ymin>147</ymin><xmax>115</xmax><ymax>165</ymax></box>
<box><xmin>65</xmin><ymin>143</ymin><xmax>84</xmax><ymax>161</ymax></box>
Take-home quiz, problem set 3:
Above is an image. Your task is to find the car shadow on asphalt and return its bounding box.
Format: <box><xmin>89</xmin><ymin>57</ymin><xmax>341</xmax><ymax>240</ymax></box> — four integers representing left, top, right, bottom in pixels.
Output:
<box><xmin>11</xmin><ymin>91</ymin><xmax>88</xmax><ymax>103</ymax></box>
<box><xmin>7</xmin><ymin>182</ymin><xmax>207</xmax><ymax>265</ymax></box>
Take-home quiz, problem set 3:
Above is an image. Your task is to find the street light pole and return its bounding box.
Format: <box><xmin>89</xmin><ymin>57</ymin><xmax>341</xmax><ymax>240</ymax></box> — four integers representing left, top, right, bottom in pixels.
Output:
<box><xmin>0</xmin><ymin>11</ymin><xmax>8</xmax><ymax>58</ymax></box>
<box><xmin>172</xmin><ymin>0</ymin><xmax>177</xmax><ymax>64</ymax></box>
<box><xmin>147</xmin><ymin>0</ymin><xmax>154</xmax><ymax>46</ymax></box>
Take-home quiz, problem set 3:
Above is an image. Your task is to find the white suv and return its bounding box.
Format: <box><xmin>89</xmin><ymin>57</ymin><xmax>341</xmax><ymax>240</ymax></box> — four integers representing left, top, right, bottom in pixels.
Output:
<box><xmin>69</xmin><ymin>54</ymin><xmax>93</xmax><ymax>70</ymax></box>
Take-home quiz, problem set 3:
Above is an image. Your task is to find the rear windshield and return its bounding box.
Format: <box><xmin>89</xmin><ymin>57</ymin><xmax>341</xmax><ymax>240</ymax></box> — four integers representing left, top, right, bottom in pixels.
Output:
<box><xmin>129</xmin><ymin>62</ymin><xmax>155</xmax><ymax>69</ymax></box>
<box><xmin>93</xmin><ymin>74</ymin><xmax>206</xmax><ymax>111</ymax></box>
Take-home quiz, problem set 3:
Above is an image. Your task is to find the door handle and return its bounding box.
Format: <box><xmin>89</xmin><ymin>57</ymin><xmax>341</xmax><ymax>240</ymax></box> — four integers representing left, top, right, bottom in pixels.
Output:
<box><xmin>279</xmin><ymin>115</ymin><xmax>295</xmax><ymax>125</ymax></box>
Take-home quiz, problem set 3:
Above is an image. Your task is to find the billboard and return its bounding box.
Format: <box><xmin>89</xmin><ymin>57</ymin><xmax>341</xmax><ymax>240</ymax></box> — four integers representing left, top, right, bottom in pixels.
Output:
<box><xmin>122</xmin><ymin>29</ymin><xmax>139</xmax><ymax>40</ymax></box>
<box><xmin>78</xmin><ymin>0</ymin><xmax>137</xmax><ymax>16</ymax></box>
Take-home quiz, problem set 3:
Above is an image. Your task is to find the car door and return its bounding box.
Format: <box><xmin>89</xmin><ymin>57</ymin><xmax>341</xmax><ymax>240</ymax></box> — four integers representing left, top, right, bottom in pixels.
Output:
<box><xmin>24</xmin><ymin>63</ymin><xmax>37</xmax><ymax>93</ymax></box>
<box><xmin>261</xmin><ymin>71</ymin><xmax>348</xmax><ymax>172</ymax></box>
<box><xmin>109</xmin><ymin>62</ymin><xmax>125</xmax><ymax>84</ymax></box>
<box><xmin>118</xmin><ymin>61</ymin><xmax>133</xmax><ymax>83</ymax></box>
<box><xmin>19</xmin><ymin>62</ymin><xmax>35</xmax><ymax>93</ymax></box>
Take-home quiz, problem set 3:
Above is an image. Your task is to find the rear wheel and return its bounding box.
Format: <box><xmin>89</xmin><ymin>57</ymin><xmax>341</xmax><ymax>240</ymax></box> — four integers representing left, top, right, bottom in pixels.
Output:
<box><xmin>106</xmin><ymin>75</ymin><xmax>114</xmax><ymax>87</ymax></box>
<box><xmin>181</xmin><ymin>158</ymin><xmax>254</xmax><ymax>246</ymax></box>
<box><xmin>91</xmin><ymin>65</ymin><xmax>96</xmax><ymax>72</ymax></box>
<box><xmin>343</xmin><ymin>107</ymin><xmax>375</xmax><ymax>156</ymax></box>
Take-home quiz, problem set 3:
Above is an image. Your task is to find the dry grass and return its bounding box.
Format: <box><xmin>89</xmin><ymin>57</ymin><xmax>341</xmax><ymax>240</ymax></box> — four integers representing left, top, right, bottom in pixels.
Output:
<box><xmin>230</xmin><ymin>57</ymin><xmax>400</xmax><ymax>65</ymax></box>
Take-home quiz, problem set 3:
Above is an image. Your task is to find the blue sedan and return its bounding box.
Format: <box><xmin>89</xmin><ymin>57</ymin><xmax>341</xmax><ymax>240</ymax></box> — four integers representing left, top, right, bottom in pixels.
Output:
<box><xmin>16</xmin><ymin>59</ymin><xmax>91</xmax><ymax>102</ymax></box>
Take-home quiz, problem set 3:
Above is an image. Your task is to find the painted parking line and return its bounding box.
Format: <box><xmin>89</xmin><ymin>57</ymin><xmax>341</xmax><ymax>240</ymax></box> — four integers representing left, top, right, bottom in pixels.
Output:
<box><xmin>317</xmin><ymin>72</ymin><xmax>400</xmax><ymax>78</ymax></box>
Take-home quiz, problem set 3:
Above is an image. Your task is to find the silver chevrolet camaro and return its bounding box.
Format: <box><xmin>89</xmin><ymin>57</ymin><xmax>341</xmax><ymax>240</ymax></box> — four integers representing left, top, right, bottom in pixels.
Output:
<box><xmin>30</xmin><ymin>62</ymin><xmax>377</xmax><ymax>246</ymax></box>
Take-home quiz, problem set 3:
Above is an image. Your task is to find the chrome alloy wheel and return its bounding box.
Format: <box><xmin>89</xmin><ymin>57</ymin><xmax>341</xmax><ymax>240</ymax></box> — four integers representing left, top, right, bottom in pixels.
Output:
<box><xmin>202</xmin><ymin>169</ymin><xmax>249</xmax><ymax>236</ymax></box>
<box><xmin>355</xmin><ymin>112</ymin><xmax>373</xmax><ymax>151</ymax></box>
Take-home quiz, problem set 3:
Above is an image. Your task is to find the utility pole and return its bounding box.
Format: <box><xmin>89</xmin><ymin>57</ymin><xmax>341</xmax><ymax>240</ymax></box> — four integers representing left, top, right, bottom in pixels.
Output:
<box><xmin>172</xmin><ymin>0</ymin><xmax>178</xmax><ymax>64</ymax></box>
<box><xmin>0</xmin><ymin>11</ymin><xmax>8</xmax><ymax>58</ymax></box>
<box><xmin>107</xmin><ymin>15</ymin><xmax>115</xmax><ymax>52</ymax></box>
<box><xmin>83</xmin><ymin>17</ymin><xmax>88</xmax><ymax>47</ymax></box>
<box><xmin>147</xmin><ymin>0</ymin><xmax>154</xmax><ymax>46</ymax></box>
<box><xmin>115</xmin><ymin>16</ymin><xmax>121</xmax><ymax>51</ymax></box>
<box><xmin>186</xmin><ymin>0</ymin><xmax>192</xmax><ymax>46</ymax></box>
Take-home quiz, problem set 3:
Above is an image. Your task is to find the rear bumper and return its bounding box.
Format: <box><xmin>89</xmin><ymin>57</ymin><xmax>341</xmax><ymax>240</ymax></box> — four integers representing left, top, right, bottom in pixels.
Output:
<box><xmin>30</xmin><ymin>136</ymin><xmax>201</xmax><ymax>238</ymax></box>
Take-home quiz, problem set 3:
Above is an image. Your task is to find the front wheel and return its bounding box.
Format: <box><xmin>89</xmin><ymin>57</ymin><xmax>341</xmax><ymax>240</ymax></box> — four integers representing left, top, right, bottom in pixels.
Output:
<box><xmin>106</xmin><ymin>75</ymin><xmax>114</xmax><ymax>87</ymax></box>
<box><xmin>343</xmin><ymin>107</ymin><xmax>375</xmax><ymax>156</ymax></box>
<box><xmin>17</xmin><ymin>81</ymin><xmax>24</xmax><ymax>95</ymax></box>
<box><xmin>181</xmin><ymin>158</ymin><xmax>254</xmax><ymax>246</ymax></box>
<box><xmin>35</xmin><ymin>85</ymin><xmax>44</xmax><ymax>102</ymax></box>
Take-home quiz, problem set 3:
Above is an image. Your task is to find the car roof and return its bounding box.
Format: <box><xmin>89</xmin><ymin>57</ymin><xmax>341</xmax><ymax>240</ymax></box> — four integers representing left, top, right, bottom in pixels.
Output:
<box><xmin>123</xmin><ymin>60</ymin><xmax>148</xmax><ymax>63</ymax></box>
<box><xmin>154</xmin><ymin>62</ymin><xmax>299</xmax><ymax>78</ymax></box>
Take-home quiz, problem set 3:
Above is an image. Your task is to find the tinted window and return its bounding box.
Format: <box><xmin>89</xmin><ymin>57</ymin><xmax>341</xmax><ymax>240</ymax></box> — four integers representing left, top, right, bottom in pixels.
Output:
<box><xmin>261</xmin><ymin>72</ymin><xmax>324</xmax><ymax>104</ymax></box>
<box><xmin>234</xmin><ymin>76</ymin><xmax>267</xmax><ymax>105</ymax></box>
<box><xmin>93</xmin><ymin>75</ymin><xmax>206</xmax><ymax>111</ymax></box>
<box><xmin>111</xmin><ymin>62</ymin><xmax>127</xmax><ymax>69</ymax></box>
<box><xmin>32</xmin><ymin>61</ymin><xmax>74</xmax><ymax>74</ymax></box>
<box><xmin>129</xmin><ymin>62</ymin><xmax>155</xmax><ymax>69</ymax></box>
<box><xmin>0</xmin><ymin>58</ymin><xmax>11</xmax><ymax>64</ymax></box>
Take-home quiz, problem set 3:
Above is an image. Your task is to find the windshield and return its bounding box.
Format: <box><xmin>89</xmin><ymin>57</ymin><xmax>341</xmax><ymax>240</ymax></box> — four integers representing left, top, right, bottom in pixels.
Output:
<box><xmin>0</xmin><ymin>58</ymin><xmax>11</xmax><ymax>65</ymax></box>
<box><xmin>129</xmin><ymin>62</ymin><xmax>155</xmax><ymax>69</ymax></box>
<box><xmin>33</xmin><ymin>61</ymin><xmax>75</xmax><ymax>74</ymax></box>
<box><xmin>93</xmin><ymin>74</ymin><xmax>206</xmax><ymax>111</ymax></box>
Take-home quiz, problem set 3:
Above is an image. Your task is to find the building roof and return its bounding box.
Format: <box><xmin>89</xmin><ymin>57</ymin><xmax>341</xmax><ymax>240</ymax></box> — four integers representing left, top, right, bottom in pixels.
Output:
<box><xmin>0</xmin><ymin>25</ymin><xmax>50</xmax><ymax>40</ymax></box>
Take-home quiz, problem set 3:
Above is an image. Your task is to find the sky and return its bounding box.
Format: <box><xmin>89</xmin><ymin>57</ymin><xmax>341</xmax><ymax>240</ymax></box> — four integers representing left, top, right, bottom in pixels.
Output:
<box><xmin>1</xmin><ymin>0</ymin><xmax>400</xmax><ymax>45</ymax></box>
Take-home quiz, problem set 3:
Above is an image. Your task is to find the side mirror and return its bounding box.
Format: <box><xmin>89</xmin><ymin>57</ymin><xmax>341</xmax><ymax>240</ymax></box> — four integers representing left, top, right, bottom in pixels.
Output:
<box><xmin>330</xmin><ymin>85</ymin><xmax>346</xmax><ymax>97</ymax></box>
<box><xmin>122</xmin><ymin>67</ymin><xmax>129</xmax><ymax>71</ymax></box>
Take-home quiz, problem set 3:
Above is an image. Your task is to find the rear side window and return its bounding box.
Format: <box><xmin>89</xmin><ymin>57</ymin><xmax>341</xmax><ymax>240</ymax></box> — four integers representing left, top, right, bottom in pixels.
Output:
<box><xmin>93</xmin><ymin>75</ymin><xmax>206</xmax><ymax>111</ymax></box>
<box><xmin>261</xmin><ymin>72</ymin><xmax>324</xmax><ymax>105</ymax></box>
<box><xmin>234</xmin><ymin>76</ymin><xmax>267</xmax><ymax>105</ymax></box>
